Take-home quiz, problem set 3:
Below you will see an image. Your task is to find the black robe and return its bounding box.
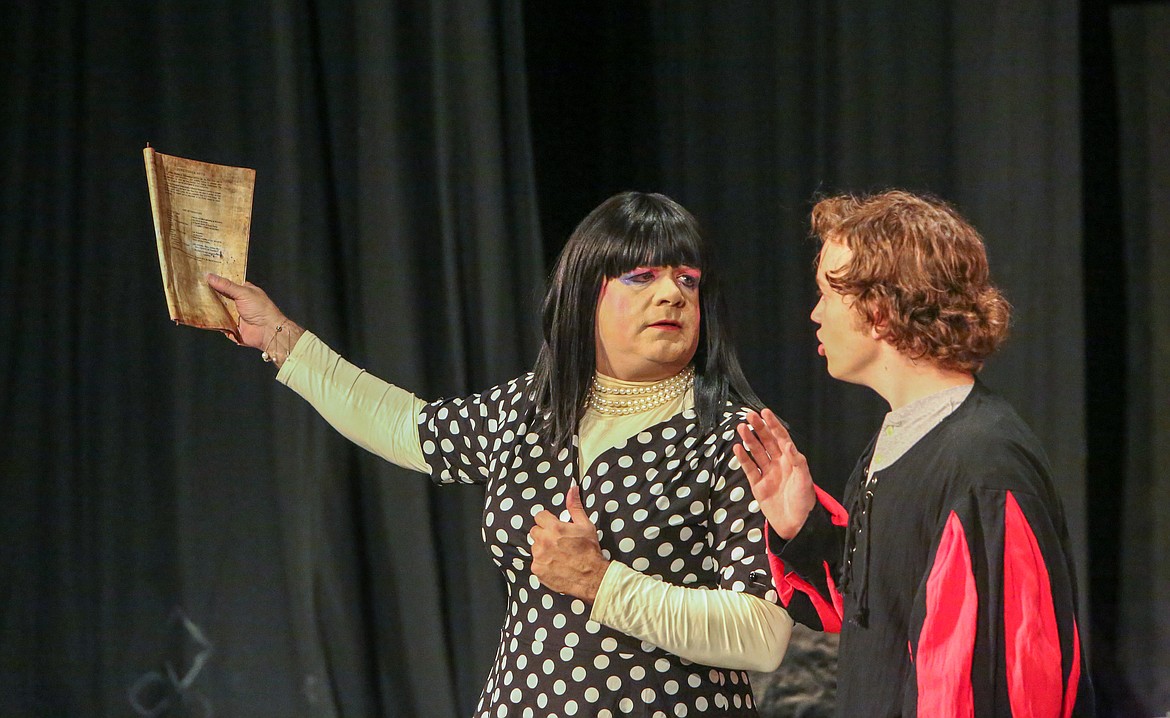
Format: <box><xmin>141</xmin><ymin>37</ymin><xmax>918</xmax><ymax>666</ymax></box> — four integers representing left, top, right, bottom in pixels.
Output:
<box><xmin>769</xmin><ymin>381</ymin><xmax>1094</xmax><ymax>716</ymax></box>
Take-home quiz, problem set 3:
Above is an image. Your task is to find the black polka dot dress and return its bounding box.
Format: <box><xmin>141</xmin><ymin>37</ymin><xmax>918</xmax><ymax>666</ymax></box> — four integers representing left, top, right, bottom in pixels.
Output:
<box><xmin>418</xmin><ymin>374</ymin><xmax>777</xmax><ymax>717</ymax></box>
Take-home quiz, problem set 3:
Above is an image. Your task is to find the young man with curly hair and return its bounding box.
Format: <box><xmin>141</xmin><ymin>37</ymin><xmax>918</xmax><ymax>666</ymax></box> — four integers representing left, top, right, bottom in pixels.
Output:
<box><xmin>735</xmin><ymin>190</ymin><xmax>1094</xmax><ymax>716</ymax></box>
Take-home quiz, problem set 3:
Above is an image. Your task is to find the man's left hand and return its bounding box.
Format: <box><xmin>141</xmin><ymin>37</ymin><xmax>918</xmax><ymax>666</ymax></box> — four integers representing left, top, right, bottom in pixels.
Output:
<box><xmin>529</xmin><ymin>483</ymin><xmax>610</xmax><ymax>603</ymax></box>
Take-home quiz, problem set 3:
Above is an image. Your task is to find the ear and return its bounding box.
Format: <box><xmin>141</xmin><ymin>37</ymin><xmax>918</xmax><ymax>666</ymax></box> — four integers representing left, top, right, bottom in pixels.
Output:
<box><xmin>868</xmin><ymin>311</ymin><xmax>889</xmax><ymax>340</ymax></box>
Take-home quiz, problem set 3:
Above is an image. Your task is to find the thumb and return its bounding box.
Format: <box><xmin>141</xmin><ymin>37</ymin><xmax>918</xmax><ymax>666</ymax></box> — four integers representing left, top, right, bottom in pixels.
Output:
<box><xmin>565</xmin><ymin>483</ymin><xmax>591</xmax><ymax>526</ymax></box>
<box><xmin>206</xmin><ymin>273</ymin><xmax>245</xmax><ymax>299</ymax></box>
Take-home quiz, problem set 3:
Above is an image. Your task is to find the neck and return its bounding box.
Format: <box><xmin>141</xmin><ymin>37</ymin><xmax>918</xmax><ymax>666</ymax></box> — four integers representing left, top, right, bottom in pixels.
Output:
<box><xmin>589</xmin><ymin>365</ymin><xmax>695</xmax><ymax>416</ymax></box>
<box><xmin>865</xmin><ymin>350</ymin><xmax>974</xmax><ymax>411</ymax></box>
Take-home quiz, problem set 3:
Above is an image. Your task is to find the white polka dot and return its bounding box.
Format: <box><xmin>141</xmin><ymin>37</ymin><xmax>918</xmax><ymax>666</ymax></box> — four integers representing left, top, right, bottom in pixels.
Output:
<box><xmin>619</xmin><ymin>698</ymin><xmax>634</xmax><ymax>712</ymax></box>
<box><xmin>565</xmin><ymin>700</ymin><xmax>578</xmax><ymax>715</ymax></box>
<box><xmin>553</xmin><ymin>679</ymin><xmax>566</xmax><ymax>695</ymax></box>
<box><xmin>559</xmin><ymin>646</ymin><xmax>573</xmax><ymax>661</ymax></box>
<box><xmin>606</xmin><ymin>675</ymin><xmax>622</xmax><ymax>691</ymax></box>
<box><xmin>594</xmin><ymin>654</ymin><xmax>610</xmax><ymax>669</ymax></box>
<box><xmin>657</xmin><ymin>543</ymin><xmax>674</xmax><ymax>557</ymax></box>
<box><xmin>618</xmin><ymin>538</ymin><xmax>635</xmax><ymax>552</ymax></box>
<box><xmin>571</xmin><ymin>599</ymin><xmax>586</xmax><ymax>615</ymax></box>
<box><xmin>542</xmin><ymin>659</ymin><xmax>554</xmax><ymax>674</ymax></box>
<box><xmin>631</xmin><ymin>556</ymin><xmax>650</xmax><ymax>571</ymax></box>
<box><xmin>611</xmin><ymin>518</ymin><xmax>625</xmax><ymax>532</ymax></box>
<box><xmin>673</xmin><ymin>705</ymin><xmax>687</xmax><ymax>717</ymax></box>
<box><xmin>601</xmin><ymin>636</ymin><xmax>618</xmax><ymax>652</ymax></box>
<box><xmin>584</xmin><ymin>686</ymin><xmax>599</xmax><ymax>702</ymax></box>
<box><xmin>642</xmin><ymin>451</ymin><xmax>657</xmax><ymax>462</ymax></box>
<box><xmin>664</xmin><ymin>679</ymin><xmax>679</xmax><ymax>695</ymax></box>
<box><xmin>641</xmin><ymin>688</ymin><xmax>656</xmax><ymax>703</ymax></box>
<box><xmin>631</xmin><ymin>665</ymin><xmax>646</xmax><ymax>681</ymax></box>
<box><xmin>572</xmin><ymin>666</ymin><xmax>586</xmax><ymax>682</ymax></box>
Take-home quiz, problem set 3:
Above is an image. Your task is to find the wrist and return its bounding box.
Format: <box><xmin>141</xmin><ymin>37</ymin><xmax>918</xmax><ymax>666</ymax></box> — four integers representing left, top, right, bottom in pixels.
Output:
<box><xmin>262</xmin><ymin>319</ymin><xmax>305</xmax><ymax>368</ymax></box>
<box><xmin>580</xmin><ymin>559</ymin><xmax>612</xmax><ymax>604</ymax></box>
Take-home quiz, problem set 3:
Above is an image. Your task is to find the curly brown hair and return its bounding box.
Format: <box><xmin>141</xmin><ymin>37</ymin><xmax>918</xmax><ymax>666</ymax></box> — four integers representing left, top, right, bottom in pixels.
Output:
<box><xmin>810</xmin><ymin>190</ymin><xmax>1011</xmax><ymax>372</ymax></box>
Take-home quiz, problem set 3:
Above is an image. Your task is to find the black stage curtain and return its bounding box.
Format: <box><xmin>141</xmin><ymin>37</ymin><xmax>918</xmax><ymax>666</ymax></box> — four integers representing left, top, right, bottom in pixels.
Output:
<box><xmin>2</xmin><ymin>1</ymin><xmax>538</xmax><ymax>716</ymax></box>
<box><xmin>3</xmin><ymin>1</ymin><xmax>1164</xmax><ymax>716</ymax></box>
<box><xmin>1103</xmin><ymin>4</ymin><xmax>1170</xmax><ymax>713</ymax></box>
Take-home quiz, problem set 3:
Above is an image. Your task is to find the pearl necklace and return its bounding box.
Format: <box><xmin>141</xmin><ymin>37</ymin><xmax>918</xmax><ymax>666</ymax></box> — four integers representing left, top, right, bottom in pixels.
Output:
<box><xmin>587</xmin><ymin>365</ymin><xmax>695</xmax><ymax>416</ymax></box>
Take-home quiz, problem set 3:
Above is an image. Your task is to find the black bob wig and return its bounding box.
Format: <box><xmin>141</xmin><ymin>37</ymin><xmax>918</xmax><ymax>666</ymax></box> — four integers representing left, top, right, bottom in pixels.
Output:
<box><xmin>531</xmin><ymin>191</ymin><xmax>762</xmax><ymax>448</ymax></box>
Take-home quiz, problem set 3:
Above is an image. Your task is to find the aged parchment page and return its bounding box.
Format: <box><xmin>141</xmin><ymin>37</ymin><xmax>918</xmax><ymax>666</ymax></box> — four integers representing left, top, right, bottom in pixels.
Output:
<box><xmin>144</xmin><ymin>146</ymin><xmax>255</xmax><ymax>339</ymax></box>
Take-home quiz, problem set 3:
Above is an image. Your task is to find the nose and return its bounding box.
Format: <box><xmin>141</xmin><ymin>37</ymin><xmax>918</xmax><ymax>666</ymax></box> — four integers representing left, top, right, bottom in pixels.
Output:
<box><xmin>654</xmin><ymin>274</ymin><xmax>685</xmax><ymax>305</ymax></box>
<box><xmin>810</xmin><ymin>296</ymin><xmax>824</xmax><ymax>324</ymax></box>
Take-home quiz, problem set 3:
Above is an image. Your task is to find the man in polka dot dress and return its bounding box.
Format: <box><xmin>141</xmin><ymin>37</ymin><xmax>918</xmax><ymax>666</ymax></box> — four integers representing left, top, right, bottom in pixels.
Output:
<box><xmin>210</xmin><ymin>191</ymin><xmax>794</xmax><ymax>716</ymax></box>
